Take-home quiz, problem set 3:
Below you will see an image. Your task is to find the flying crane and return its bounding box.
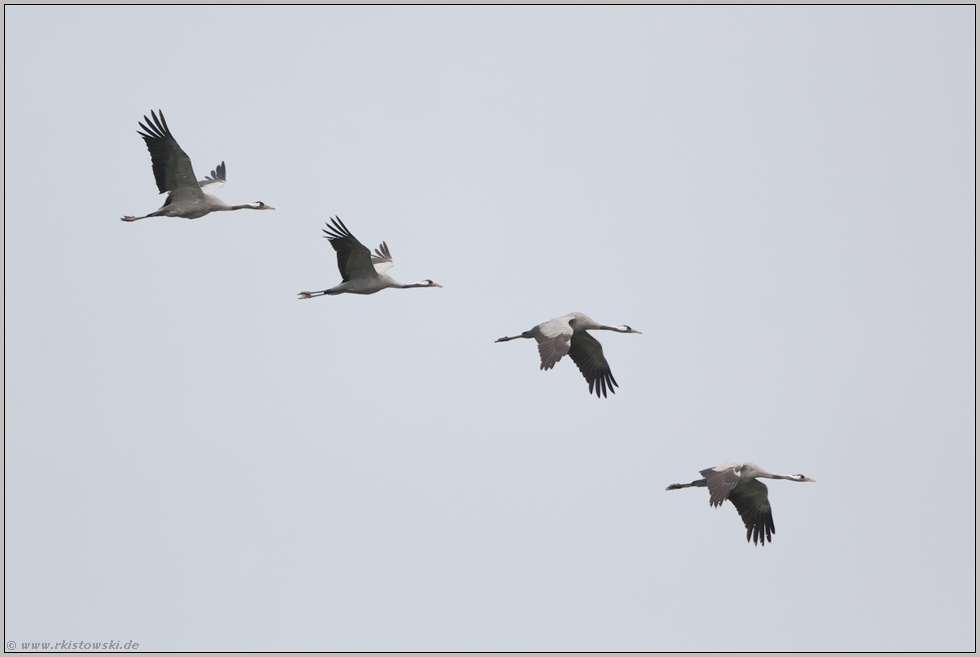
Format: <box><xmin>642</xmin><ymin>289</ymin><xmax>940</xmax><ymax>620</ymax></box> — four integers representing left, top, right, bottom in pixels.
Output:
<box><xmin>121</xmin><ymin>110</ymin><xmax>274</xmax><ymax>222</ymax></box>
<box><xmin>298</xmin><ymin>216</ymin><xmax>442</xmax><ymax>298</ymax></box>
<box><xmin>495</xmin><ymin>312</ymin><xmax>641</xmax><ymax>398</ymax></box>
<box><xmin>667</xmin><ymin>461</ymin><xmax>815</xmax><ymax>545</ymax></box>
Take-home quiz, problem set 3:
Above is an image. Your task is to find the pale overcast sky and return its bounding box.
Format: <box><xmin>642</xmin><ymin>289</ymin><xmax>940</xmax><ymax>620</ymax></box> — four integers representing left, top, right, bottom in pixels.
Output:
<box><xmin>5</xmin><ymin>6</ymin><xmax>975</xmax><ymax>651</ymax></box>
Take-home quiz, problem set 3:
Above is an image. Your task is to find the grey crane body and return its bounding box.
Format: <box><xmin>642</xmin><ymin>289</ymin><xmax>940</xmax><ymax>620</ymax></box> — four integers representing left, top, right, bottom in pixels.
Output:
<box><xmin>298</xmin><ymin>216</ymin><xmax>442</xmax><ymax>298</ymax></box>
<box><xmin>667</xmin><ymin>461</ymin><xmax>815</xmax><ymax>545</ymax></box>
<box><xmin>121</xmin><ymin>110</ymin><xmax>274</xmax><ymax>222</ymax></box>
<box><xmin>495</xmin><ymin>312</ymin><xmax>641</xmax><ymax>398</ymax></box>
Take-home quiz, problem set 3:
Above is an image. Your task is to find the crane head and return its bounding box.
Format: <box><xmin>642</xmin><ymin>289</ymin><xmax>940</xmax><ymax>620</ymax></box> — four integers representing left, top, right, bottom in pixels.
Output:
<box><xmin>616</xmin><ymin>325</ymin><xmax>642</xmax><ymax>334</ymax></box>
<box><xmin>790</xmin><ymin>474</ymin><xmax>816</xmax><ymax>483</ymax></box>
<box><xmin>248</xmin><ymin>201</ymin><xmax>275</xmax><ymax>210</ymax></box>
<box><xmin>418</xmin><ymin>279</ymin><xmax>442</xmax><ymax>288</ymax></box>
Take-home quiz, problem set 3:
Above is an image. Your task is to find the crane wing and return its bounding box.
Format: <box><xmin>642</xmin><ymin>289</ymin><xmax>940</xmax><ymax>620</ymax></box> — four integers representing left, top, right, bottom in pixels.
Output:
<box><xmin>700</xmin><ymin>465</ymin><xmax>742</xmax><ymax>507</ymax></box>
<box><xmin>532</xmin><ymin>316</ymin><xmax>574</xmax><ymax>371</ymax></box>
<box><xmin>198</xmin><ymin>161</ymin><xmax>226</xmax><ymax>195</ymax></box>
<box><xmin>137</xmin><ymin>110</ymin><xmax>203</xmax><ymax>200</ymax></box>
<box><xmin>567</xmin><ymin>331</ymin><xmax>618</xmax><ymax>398</ymax></box>
<box><xmin>726</xmin><ymin>478</ymin><xmax>775</xmax><ymax>545</ymax></box>
<box><xmin>535</xmin><ymin>334</ymin><xmax>571</xmax><ymax>371</ymax></box>
<box><xmin>372</xmin><ymin>242</ymin><xmax>394</xmax><ymax>274</ymax></box>
<box><xmin>322</xmin><ymin>217</ymin><xmax>378</xmax><ymax>282</ymax></box>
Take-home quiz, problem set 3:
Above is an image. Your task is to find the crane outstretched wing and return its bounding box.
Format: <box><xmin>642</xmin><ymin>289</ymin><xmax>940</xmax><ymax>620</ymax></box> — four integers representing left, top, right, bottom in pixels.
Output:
<box><xmin>726</xmin><ymin>479</ymin><xmax>775</xmax><ymax>545</ymax></box>
<box><xmin>700</xmin><ymin>465</ymin><xmax>744</xmax><ymax>507</ymax></box>
<box><xmin>199</xmin><ymin>161</ymin><xmax>226</xmax><ymax>194</ymax></box>
<box><xmin>137</xmin><ymin>110</ymin><xmax>202</xmax><ymax>200</ymax></box>
<box><xmin>532</xmin><ymin>316</ymin><xmax>574</xmax><ymax>371</ymax></box>
<box><xmin>372</xmin><ymin>242</ymin><xmax>394</xmax><ymax>274</ymax></box>
<box><xmin>568</xmin><ymin>331</ymin><xmax>618</xmax><ymax>398</ymax></box>
<box><xmin>322</xmin><ymin>217</ymin><xmax>378</xmax><ymax>282</ymax></box>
